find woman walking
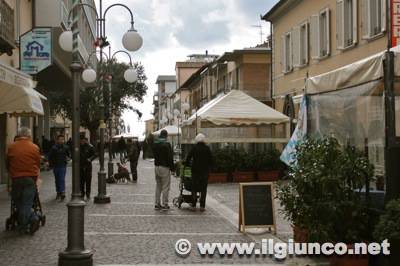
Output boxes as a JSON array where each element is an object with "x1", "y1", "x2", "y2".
[{"x1": 185, "y1": 133, "x2": 213, "y2": 211}]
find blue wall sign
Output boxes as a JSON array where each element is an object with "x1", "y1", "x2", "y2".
[{"x1": 20, "y1": 28, "x2": 52, "y2": 74}]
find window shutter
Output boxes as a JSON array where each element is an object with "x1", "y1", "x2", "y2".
[
  {"x1": 293, "y1": 26, "x2": 301, "y2": 67},
  {"x1": 362, "y1": 0, "x2": 371, "y2": 38},
  {"x1": 310, "y1": 14, "x2": 319, "y2": 59},
  {"x1": 337, "y1": 0, "x2": 344, "y2": 49},
  {"x1": 304, "y1": 23, "x2": 309, "y2": 65},
  {"x1": 326, "y1": 8, "x2": 331, "y2": 56},
  {"x1": 281, "y1": 35, "x2": 286, "y2": 73},
  {"x1": 288, "y1": 32, "x2": 293, "y2": 71},
  {"x1": 352, "y1": 0, "x2": 358, "y2": 44},
  {"x1": 381, "y1": 0, "x2": 386, "y2": 32}
]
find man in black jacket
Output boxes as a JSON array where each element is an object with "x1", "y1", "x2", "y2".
[
  {"x1": 48, "y1": 135, "x2": 70, "y2": 201},
  {"x1": 80, "y1": 136, "x2": 96, "y2": 200},
  {"x1": 152, "y1": 130, "x2": 174, "y2": 210},
  {"x1": 185, "y1": 133, "x2": 213, "y2": 211}
]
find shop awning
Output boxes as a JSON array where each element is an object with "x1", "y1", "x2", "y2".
[
  {"x1": 0, "y1": 62, "x2": 45, "y2": 115},
  {"x1": 183, "y1": 90, "x2": 289, "y2": 127},
  {"x1": 152, "y1": 125, "x2": 181, "y2": 136},
  {"x1": 306, "y1": 45, "x2": 400, "y2": 94}
]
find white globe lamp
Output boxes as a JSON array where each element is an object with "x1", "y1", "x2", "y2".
[
  {"x1": 59, "y1": 30, "x2": 73, "y2": 52},
  {"x1": 122, "y1": 29, "x2": 143, "y2": 52},
  {"x1": 82, "y1": 68, "x2": 97, "y2": 83},
  {"x1": 124, "y1": 68, "x2": 137, "y2": 83}
]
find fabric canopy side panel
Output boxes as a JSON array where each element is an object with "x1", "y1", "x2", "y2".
[
  {"x1": 308, "y1": 80, "x2": 385, "y2": 176},
  {"x1": 0, "y1": 81, "x2": 44, "y2": 115}
]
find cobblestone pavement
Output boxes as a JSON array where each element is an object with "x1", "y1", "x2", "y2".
[{"x1": 0, "y1": 156, "x2": 327, "y2": 266}]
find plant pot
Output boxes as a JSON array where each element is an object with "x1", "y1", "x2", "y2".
[
  {"x1": 233, "y1": 171, "x2": 256, "y2": 182},
  {"x1": 292, "y1": 225, "x2": 309, "y2": 243},
  {"x1": 256, "y1": 170, "x2": 280, "y2": 181},
  {"x1": 208, "y1": 172, "x2": 227, "y2": 183},
  {"x1": 330, "y1": 244, "x2": 368, "y2": 266}
]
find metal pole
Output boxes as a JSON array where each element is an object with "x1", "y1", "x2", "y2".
[
  {"x1": 94, "y1": 0, "x2": 110, "y2": 204},
  {"x1": 59, "y1": 0, "x2": 93, "y2": 264},
  {"x1": 107, "y1": 77, "x2": 114, "y2": 179}
]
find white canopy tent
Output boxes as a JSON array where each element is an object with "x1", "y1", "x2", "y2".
[
  {"x1": 304, "y1": 46, "x2": 400, "y2": 178},
  {"x1": 181, "y1": 90, "x2": 290, "y2": 144},
  {"x1": 152, "y1": 125, "x2": 181, "y2": 136},
  {"x1": 112, "y1": 133, "x2": 138, "y2": 139}
]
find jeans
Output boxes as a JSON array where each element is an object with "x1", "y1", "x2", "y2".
[
  {"x1": 80, "y1": 165, "x2": 92, "y2": 197},
  {"x1": 155, "y1": 166, "x2": 171, "y2": 206},
  {"x1": 53, "y1": 167, "x2": 66, "y2": 193},
  {"x1": 11, "y1": 177, "x2": 37, "y2": 231}
]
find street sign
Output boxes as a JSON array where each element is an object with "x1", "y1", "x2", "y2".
[
  {"x1": 239, "y1": 182, "x2": 276, "y2": 233},
  {"x1": 20, "y1": 28, "x2": 52, "y2": 74}
]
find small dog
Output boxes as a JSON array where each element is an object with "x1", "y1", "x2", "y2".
[{"x1": 113, "y1": 163, "x2": 131, "y2": 183}]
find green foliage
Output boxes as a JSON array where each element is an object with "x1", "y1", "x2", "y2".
[
  {"x1": 277, "y1": 136, "x2": 375, "y2": 243},
  {"x1": 50, "y1": 60, "x2": 147, "y2": 141},
  {"x1": 211, "y1": 147, "x2": 283, "y2": 172},
  {"x1": 374, "y1": 199, "x2": 400, "y2": 241}
]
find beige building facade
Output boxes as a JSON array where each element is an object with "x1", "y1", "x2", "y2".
[{"x1": 263, "y1": 0, "x2": 388, "y2": 119}]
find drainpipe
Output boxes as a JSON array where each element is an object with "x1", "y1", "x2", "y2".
[{"x1": 15, "y1": 0, "x2": 21, "y2": 46}]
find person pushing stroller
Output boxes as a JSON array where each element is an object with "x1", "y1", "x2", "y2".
[
  {"x1": 6, "y1": 127, "x2": 41, "y2": 234},
  {"x1": 185, "y1": 133, "x2": 213, "y2": 211}
]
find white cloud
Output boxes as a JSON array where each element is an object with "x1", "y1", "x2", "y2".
[{"x1": 99, "y1": 0, "x2": 277, "y2": 137}]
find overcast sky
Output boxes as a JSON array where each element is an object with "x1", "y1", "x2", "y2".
[{"x1": 102, "y1": 0, "x2": 278, "y2": 137}]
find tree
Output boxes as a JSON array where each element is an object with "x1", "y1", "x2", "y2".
[{"x1": 50, "y1": 60, "x2": 147, "y2": 143}]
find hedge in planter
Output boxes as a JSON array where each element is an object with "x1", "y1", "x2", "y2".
[
  {"x1": 373, "y1": 198, "x2": 400, "y2": 265},
  {"x1": 277, "y1": 136, "x2": 374, "y2": 244}
]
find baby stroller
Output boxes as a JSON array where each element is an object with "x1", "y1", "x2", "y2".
[
  {"x1": 5, "y1": 186, "x2": 46, "y2": 233},
  {"x1": 173, "y1": 164, "x2": 198, "y2": 208}
]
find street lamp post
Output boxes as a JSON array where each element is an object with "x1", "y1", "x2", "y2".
[
  {"x1": 58, "y1": 1, "x2": 93, "y2": 265},
  {"x1": 59, "y1": 0, "x2": 142, "y2": 205},
  {"x1": 81, "y1": 49, "x2": 137, "y2": 180},
  {"x1": 58, "y1": 1, "x2": 142, "y2": 264}
]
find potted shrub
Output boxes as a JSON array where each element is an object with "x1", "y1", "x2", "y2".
[
  {"x1": 373, "y1": 199, "x2": 400, "y2": 265},
  {"x1": 233, "y1": 150, "x2": 256, "y2": 182},
  {"x1": 277, "y1": 136, "x2": 374, "y2": 265},
  {"x1": 208, "y1": 148, "x2": 233, "y2": 183},
  {"x1": 256, "y1": 149, "x2": 283, "y2": 181}
]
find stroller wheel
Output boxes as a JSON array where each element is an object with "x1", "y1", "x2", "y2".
[{"x1": 40, "y1": 215, "x2": 46, "y2": 226}]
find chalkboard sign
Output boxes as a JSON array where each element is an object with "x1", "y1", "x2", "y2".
[{"x1": 239, "y1": 182, "x2": 276, "y2": 233}]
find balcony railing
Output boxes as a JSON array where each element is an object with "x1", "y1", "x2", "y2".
[{"x1": 0, "y1": 0, "x2": 15, "y2": 54}]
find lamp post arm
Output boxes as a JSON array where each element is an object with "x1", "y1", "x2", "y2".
[
  {"x1": 111, "y1": 50, "x2": 133, "y2": 66},
  {"x1": 103, "y1": 3, "x2": 135, "y2": 36},
  {"x1": 86, "y1": 50, "x2": 109, "y2": 66}
]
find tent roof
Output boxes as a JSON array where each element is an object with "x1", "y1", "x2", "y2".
[
  {"x1": 306, "y1": 45, "x2": 400, "y2": 94},
  {"x1": 152, "y1": 125, "x2": 181, "y2": 136},
  {"x1": 183, "y1": 90, "x2": 289, "y2": 127}
]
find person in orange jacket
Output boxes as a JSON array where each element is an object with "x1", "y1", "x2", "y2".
[{"x1": 7, "y1": 127, "x2": 41, "y2": 234}]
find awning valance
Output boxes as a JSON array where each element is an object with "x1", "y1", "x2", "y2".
[
  {"x1": 152, "y1": 125, "x2": 181, "y2": 136},
  {"x1": 306, "y1": 45, "x2": 400, "y2": 94},
  {"x1": 0, "y1": 62, "x2": 44, "y2": 115}
]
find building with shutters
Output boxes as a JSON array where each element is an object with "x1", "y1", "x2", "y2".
[{"x1": 262, "y1": 0, "x2": 388, "y2": 129}]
